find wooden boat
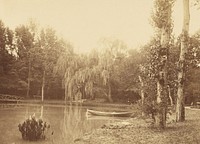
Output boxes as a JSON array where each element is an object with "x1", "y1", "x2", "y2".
[
  {"x1": 86, "y1": 115, "x2": 128, "y2": 120},
  {"x1": 86, "y1": 109, "x2": 132, "y2": 117}
]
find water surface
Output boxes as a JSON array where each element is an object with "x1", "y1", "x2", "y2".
[{"x1": 0, "y1": 104, "x2": 126, "y2": 144}]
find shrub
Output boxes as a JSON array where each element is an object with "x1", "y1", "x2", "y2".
[{"x1": 18, "y1": 114, "x2": 50, "y2": 141}]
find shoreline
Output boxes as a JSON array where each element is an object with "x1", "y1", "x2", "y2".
[
  {"x1": 1, "y1": 101, "x2": 200, "y2": 143},
  {"x1": 74, "y1": 108, "x2": 200, "y2": 144},
  {"x1": 4, "y1": 99, "x2": 132, "y2": 108}
]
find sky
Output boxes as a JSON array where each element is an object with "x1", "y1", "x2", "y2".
[{"x1": 0, "y1": 0, "x2": 200, "y2": 53}]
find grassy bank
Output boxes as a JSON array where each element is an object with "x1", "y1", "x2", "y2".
[{"x1": 75, "y1": 108, "x2": 200, "y2": 144}]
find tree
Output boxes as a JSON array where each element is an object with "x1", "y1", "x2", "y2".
[
  {"x1": 0, "y1": 20, "x2": 18, "y2": 93},
  {"x1": 188, "y1": 31, "x2": 200, "y2": 64},
  {"x1": 138, "y1": 38, "x2": 162, "y2": 117},
  {"x1": 114, "y1": 48, "x2": 142, "y2": 103},
  {"x1": 98, "y1": 38, "x2": 128, "y2": 102},
  {"x1": 71, "y1": 51, "x2": 100, "y2": 101},
  {"x1": 167, "y1": 39, "x2": 180, "y2": 106},
  {"x1": 54, "y1": 43, "x2": 77, "y2": 101},
  {"x1": 185, "y1": 67, "x2": 200, "y2": 104},
  {"x1": 15, "y1": 24, "x2": 66, "y2": 100},
  {"x1": 55, "y1": 49, "x2": 100, "y2": 102},
  {"x1": 15, "y1": 24, "x2": 35, "y2": 98},
  {"x1": 176, "y1": 0, "x2": 190, "y2": 122},
  {"x1": 0, "y1": 20, "x2": 15, "y2": 75},
  {"x1": 152, "y1": 0, "x2": 174, "y2": 128},
  {"x1": 38, "y1": 28, "x2": 66, "y2": 101},
  {"x1": 182, "y1": 30, "x2": 200, "y2": 105}
]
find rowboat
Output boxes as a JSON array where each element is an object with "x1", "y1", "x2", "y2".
[
  {"x1": 86, "y1": 109, "x2": 132, "y2": 117},
  {"x1": 86, "y1": 115, "x2": 128, "y2": 120}
]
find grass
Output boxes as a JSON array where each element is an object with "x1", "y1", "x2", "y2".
[{"x1": 75, "y1": 108, "x2": 200, "y2": 144}]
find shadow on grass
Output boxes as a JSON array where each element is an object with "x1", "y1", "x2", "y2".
[{"x1": 148, "y1": 119, "x2": 197, "y2": 132}]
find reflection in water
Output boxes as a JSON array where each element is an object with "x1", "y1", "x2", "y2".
[
  {"x1": 61, "y1": 105, "x2": 89, "y2": 143},
  {"x1": 23, "y1": 104, "x2": 44, "y2": 120},
  {"x1": 40, "y1": 105, "x2": 43, "y2": 119},
  {"x1": 25, "y1": 106, "x2": 28, "y2": 119},
  {"x1": 0, "y1": 104, "x2": 121, "y2": 144}
]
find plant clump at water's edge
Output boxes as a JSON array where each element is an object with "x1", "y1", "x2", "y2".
[{"x1": 18, "y1": 114, "x2": 50, "y2": 141}]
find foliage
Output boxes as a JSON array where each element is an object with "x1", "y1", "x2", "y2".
[
  {"x1": 18, "y1": 114, "x2": 50, "y2": 141},
  {"x1": 147, "y1": 0, "x2": 175, "y2": 128},
  {"x1": 15, "y1": 24, "x2": 36, "y2": 97},
  {"x1": 138, "y1": 38, "x2": 159, "y2": 99},
  {"x1": 193, "y1": 0, "x2": 200, "y2": 9},
  {"x1": 184, "y1": 31, "x2": 200, "y2": 104},
  {"x1": 36, "y1": 28, "x2": 66, "y2": 98},
  {"x1": 0, "y1": 20, "x2": 27, "y2": 93},
  {"x1": 55, "y1": 49, "x2": 100, "y2": 101},
  {"x1": 0, "y1": 20, "x2": 15, "y2": 75},
  {"x1": 98, "y1": 38, "x2": 128, "y2": 102},
  {"x1": 151, "y1": 0, "x2": 174, "y2": 30},
  {"x1": 0, "y1": 7, "x2": 199, "y2": 106}
]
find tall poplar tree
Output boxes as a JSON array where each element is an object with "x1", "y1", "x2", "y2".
[
  {"x1": 176, "y1": 0, "x2": 190, "y2": 122},
  {"x1": 152, "y1": 0, "x2": 174, "y2": 128}
]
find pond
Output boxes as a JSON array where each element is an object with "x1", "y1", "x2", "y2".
[{"x1": 0, "y1": 104, "x2": 127, "y2": 144}]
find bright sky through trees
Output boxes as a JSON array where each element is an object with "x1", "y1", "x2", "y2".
[{"x1": 0, "y1": 0, "x2": 199, "y2": 53}]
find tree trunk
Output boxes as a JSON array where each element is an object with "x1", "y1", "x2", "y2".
[
  {"x1": 81, "y1": 84, "x2": 86, "y2": 99},
  {"x1": 26, "y1": 58, "x2": 31, "y2": 98},
  {"x1": 64, "y1": 83, "x2": 67, "y2": 103},
  {"x1": 176, "y1": 0, "x2": 190, "y2": 122},
  {"x1": 156, "y1": 80, "x2": 167, "y2": 129},
  {"x1": 138, "y1": 75, "x2": 145, "y2": 116},
  {"x1": 138, "y1": 75, "x2": 145, "y2": 105},
  {"x1": 46, "y1": 85, "x2": 50, "y2": 99},
  {"x1": 41, "y1": 70, "x2": 45, "y2": 102},
  {"x1": 155, "y1": 12, "x2": 171, "y2": 129},
  {"x1": 68, "y1": 79, "x2": 73, "y2": 102},
  {"x1": 168, "y1": 85, "x2": 173, "y2": 106},
  {"x1": 108, "y1": 81, "x2": 113, "y2": 102}
]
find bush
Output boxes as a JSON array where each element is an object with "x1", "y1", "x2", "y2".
[{"x1": 18, "y1": 114, "x2": 50, "y2": 141}]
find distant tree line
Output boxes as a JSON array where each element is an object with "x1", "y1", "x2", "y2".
[
  {"x1": 1, "y1": 0, "x2": 200, "y2": 129},
  {"x1": 0, "y1": 17, "x2": 200, "y2": 106},
  {"x1": 0, "y1": 20, "x2": 66, "y2": 99}
]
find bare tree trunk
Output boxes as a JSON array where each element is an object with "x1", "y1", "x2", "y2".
[
  {"x1": 138, "y1": 75, "x2": 145, "y2": 105},
  {"x1": 108, "y1": 82, "x2": 113, "y2": 102},
  {"x1": 168, "y1": 85, "x2": 173, "y2": 106},
  {"x1": 68, "y1": 79, "x2": 73, "y2": 103},
  {"x1": 41, "y1": 70, "x2": 45, "y2": 102},
  {"x1": 64, "y1": 83, "x2": 67, "y2": 103},
  {"x1": 138, "y1": 75, "x2": 145, "y2": 116},
  {"x1": 176, "y1": 0, "x2": 190, "y2": 122},
  {"x1": 26, "y1": 58, "x2": 31, "y2": 98}
]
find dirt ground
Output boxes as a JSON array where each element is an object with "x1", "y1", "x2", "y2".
[{"x1": 74, "y1": 107, "x2": 200, "y2": 144}]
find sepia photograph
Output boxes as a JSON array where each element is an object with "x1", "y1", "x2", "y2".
[{"x1": 0, "y1": 0, "x2": 200, "y2": 143}]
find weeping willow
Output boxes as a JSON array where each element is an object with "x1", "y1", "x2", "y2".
[
  {"x1": 55, "y1": 50, "x2": 98, "y2": 102},
  {"x1": 97, "y1": 39, "x2": 128, "y2": 102},
  {"x1": 66, "y1": 66, "x2": 97, "y2": 101}
]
